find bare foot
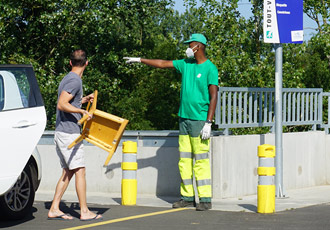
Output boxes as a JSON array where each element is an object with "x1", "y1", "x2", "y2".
[
  {"x1": 80, "y1": 211, "x2": 103, "y2": 221},
  {"x1": 48, "y1": 210, "x2": 73, "y2": 220}
]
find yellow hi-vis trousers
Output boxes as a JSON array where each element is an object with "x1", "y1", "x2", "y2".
[{"x1": 178, "y1": 134, "x2": 212, "y2": 201}]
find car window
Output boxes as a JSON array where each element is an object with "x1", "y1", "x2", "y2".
[
  {"x1": 0, "y1": 65, "x2": 44, "y2": 111},
  {"x1": 15, "y1": 70, "x2": 30, "y2": 107}
]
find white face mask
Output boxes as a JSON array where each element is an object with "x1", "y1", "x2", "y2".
[{"x1": 185, "y1": 45, "x2": 198, "y2": 58}]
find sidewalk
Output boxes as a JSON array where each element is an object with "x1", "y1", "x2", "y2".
[{"x1": 36, "y1": 185, "x2": 330, "y2": 213}]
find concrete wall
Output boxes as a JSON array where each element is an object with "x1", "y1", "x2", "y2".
[
  {"x1": 37, "y1": 131, "x2": 330, "y2": 199},
  {"x1": 211, "y1": 131, "x2": 330, "y2": 199},
  {"x1": 37, "y1": 131, "x2": 182, "y2": 198}
]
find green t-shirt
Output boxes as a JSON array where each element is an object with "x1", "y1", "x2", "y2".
[{"x1": 173, "y1": 59, "x2": 218, "y2": 121}]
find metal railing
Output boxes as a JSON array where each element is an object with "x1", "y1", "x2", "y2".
[
  {"x1": 321, "y1": 92, "x2": 330, "y2": 134},
  {"x1": 215, "y1": 87, "x2": 326, "y2": 135}
]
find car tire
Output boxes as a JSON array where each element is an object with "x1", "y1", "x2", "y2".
[{"x1": 0, "y1": 164, "x2": 35, "y2": 220}]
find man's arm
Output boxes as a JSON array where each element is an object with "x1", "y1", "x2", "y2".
[
  {"x1": 57, "y1": 91, "x2": 91, "y2": 118},
  {"x1": 141, "y1": 59, "x2": 174, "y2": 68},
  {"x1": 200, "y1": 84, "x2": 218, "y2": 140},
  {"x1": 207, "y1": 84, "x2": 218, "y2": 121},
  {"x1": 124, "y1": 57, "x2": 174, "y2": 69}
]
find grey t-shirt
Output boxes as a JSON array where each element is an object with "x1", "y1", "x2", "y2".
[{"x1": 55, "y1": 72, "x2": 83, "y2": 134}]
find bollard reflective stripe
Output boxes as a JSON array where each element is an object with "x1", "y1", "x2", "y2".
[
  {"x1": 121, "y1": 141, "x2": 138, "y2": 206},
  {"x1": 122, "y1": 170, "x2": 136, "y2": 179},
  {"x1": 123, "y1": 154, "x2": 137, "y2": 162},
  {"x1": 257, "y1": 144, "x2": 276, "y2": 214},
  {"x1": 259, "y1": 157, "x2": 275, "y2": 167},
  {"x1": 259, "y1": 176, "x2": 274, "y2": 185}
]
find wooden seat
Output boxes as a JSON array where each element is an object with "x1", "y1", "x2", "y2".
[{"x1": 68, "y1": 90, "x2": 129, "y2": 166}]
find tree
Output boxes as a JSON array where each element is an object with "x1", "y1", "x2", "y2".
[
  {"x1": 0, "y1": 0, "x2": 182, "y2": 130},
  {"x1": 0, "y1": 0, "x2": 329, "y2": 131}
]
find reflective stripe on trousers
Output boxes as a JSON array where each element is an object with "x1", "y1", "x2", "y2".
[{"x1": 179, "y1": 134, "x2": 212, "y2": 198}]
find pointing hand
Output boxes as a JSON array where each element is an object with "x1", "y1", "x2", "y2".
[{"x1": 123, "y1": 57, "x2": 141, "y2": 64}]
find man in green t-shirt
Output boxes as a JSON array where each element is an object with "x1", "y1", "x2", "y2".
[{"x1": 124, "y1": 34, "x2": 218, "y2": 211}]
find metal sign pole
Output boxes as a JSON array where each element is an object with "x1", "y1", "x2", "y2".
[
  {"x1": 274, "y1": 43, "x2": 284, "y2": 197},
  {"x1": 264, "y1": 0, "x2": 303, "y2": 199}
]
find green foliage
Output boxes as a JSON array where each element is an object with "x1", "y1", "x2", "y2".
[
  {"x1": 0, "y1": 0, "x2": 329, "y2": 133},
  {"x1": 0, "y1": 0, "x2": 180, "y2": 130},
  {"x1": 231, "y1": 127, "x2": 272, "y2": 135}
]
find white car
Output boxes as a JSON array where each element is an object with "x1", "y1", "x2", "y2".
[{"x1": 0, "y1": 65, "x2": 46, "y2": 220}]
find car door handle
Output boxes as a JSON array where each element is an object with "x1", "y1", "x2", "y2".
[{"x1": 12, "y1": 120, "x2": 37, "y2": 128}]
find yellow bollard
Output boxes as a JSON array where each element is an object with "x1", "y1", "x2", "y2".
[
  {"x1": 257, "y1": 144, "x2": 276, "y2": 213},
  {"x1": 121, "y1": 141, "x2": 138, "y2": 205}
]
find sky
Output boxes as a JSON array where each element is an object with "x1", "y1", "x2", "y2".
[{"x1": 173, "y1": 0, "x2": 318, "y2": 41}]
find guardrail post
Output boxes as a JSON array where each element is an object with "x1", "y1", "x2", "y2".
[
  {"x1": 121, "y1": 141, "x2": 138, "y2": 205},
  {"x1": 257, "y1": 144, "x2": 276, "y2": 213}
]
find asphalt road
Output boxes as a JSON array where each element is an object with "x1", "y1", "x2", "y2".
[{"x1": 1, "y1": 201, "x2": 330, "y2": 230}]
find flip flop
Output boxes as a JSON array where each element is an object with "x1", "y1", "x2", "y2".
[
  {"x1": 80, "y1": 214, "x2": 103, "y2": 221},
  {"x1": 47, "y1": 214, "x2": 74, "y2": 221}
]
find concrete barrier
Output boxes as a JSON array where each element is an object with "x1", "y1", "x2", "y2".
[{"x1": 37, "y1": 130, "x2": 330, "y2": 200}]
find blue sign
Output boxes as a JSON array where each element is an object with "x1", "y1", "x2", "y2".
[{"x1": 264, "y1": 0, "x2": 303, "y2": 44}]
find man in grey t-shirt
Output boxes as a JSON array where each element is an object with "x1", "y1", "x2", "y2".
[
  {"x1": 55, "y1": 71, "x2": 84, "y2": 134},
  {"x1": 48, "y1": 50, "x2": 103, "y2": 221}
]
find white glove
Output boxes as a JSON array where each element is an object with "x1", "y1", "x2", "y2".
[
  {"x1": 123, "y1": 57, "x2": 141, "y2": 64},
  {"x1": 200, "y1": 122, "x2": 212, "y2": 140}
]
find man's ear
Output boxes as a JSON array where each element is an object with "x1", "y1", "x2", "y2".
[
  {"x1": 85, "y1": 60, "x2": 89, "y2": 66},
  {"x1": 69, "y1": 60, "x2": 73, "y2": 66}
]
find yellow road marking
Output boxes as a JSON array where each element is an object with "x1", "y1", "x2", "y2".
[{"x1": 61, "y1": 208, "x2": 188, "y2": 230}]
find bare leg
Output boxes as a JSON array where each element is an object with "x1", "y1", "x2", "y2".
[
  {"x1": 74, "y1": 167, "x2": 102, "y2": 220},
  {"x1": 48, "y1": 168, "x2": 74, "y2": 219}
]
